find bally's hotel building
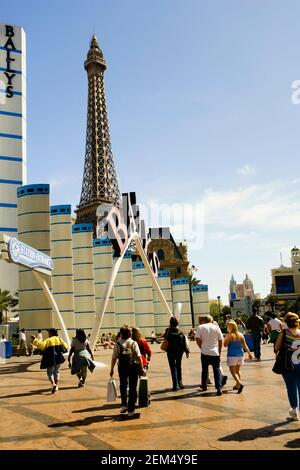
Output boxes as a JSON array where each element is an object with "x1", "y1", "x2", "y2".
[{"x1": 0, "y1": 23, "x2": 26, "y2": 293}]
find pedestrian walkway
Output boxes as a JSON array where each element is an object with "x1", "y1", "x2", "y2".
[{"x1": 0, "y1": 342, "x2": 299, "y2": 450}]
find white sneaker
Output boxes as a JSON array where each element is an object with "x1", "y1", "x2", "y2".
[
  {"x1": 289, "y1": 408, "x2": 299, "y2": 421},
  {"x1": 127, "y1": 411, "x2": 135, "y2": 417},
  {"x1": 120, "y1": 406, "x2": 127, "y2": 414}
]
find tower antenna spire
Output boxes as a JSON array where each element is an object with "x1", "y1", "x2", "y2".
[{"x1": 76, "y1": 37, "x2": 121, "y2": 233}]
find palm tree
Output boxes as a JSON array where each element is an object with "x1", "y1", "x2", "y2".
[
  {"x1": 187, "y1": 275, "x2": 200, "y2": 287},
  {"x1": 187, "y1": 275, "x2": 200, "y2": 328},
  {"x1": 265, "y1": 294, "x2": 276, "y2": 313},
  {"x1": 252, "y1": 299, "x2": 261, "y2": 314},
  {"x1": 0, "y1": 289, "x2": 18, "y2": 324}
]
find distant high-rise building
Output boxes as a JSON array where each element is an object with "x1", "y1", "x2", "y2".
[
  {"x1": 76, "y1": 36, "x2": 120, "y2": 234},
  {"x1": 229, "y1": 273, "x2": 255, "y2": 318},
  {"x1": 229, "y1": 274, "x2": 237, "y2": 295},
  {"x1": 271, "y1": 246, "x2": 300, "y2": 301},
  {"x1": 236, "y1": 283, "x2": 245, "y2": 299},
  {"x1": 243, "y1": 273, "x2": 254, "y2": 298}
]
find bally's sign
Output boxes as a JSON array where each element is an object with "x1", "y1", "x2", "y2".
[
  {"x1": 9, "y1": 238, "x2": 54, "y2": 271},
  {"x1": 96, "y1": 192, "x2": 160, "y2": 277},
  {"x1": 1, "y1": 24, "x2": 18, "y2": 98}
]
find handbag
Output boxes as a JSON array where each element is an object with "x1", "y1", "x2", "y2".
[
  {"x1": 106, "y1": 378, "x2": 117, "y2": 402},
  {"x1": 272, "y1": 330, "x2": 294, "y2": 374},
  {"x1": 160, "y1": 338, "x2": 169, "y2": 352}
]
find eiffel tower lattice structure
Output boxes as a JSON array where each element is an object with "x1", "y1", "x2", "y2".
[{"x1": 76, "y1": 36, "x2": 121, "y2": 232}]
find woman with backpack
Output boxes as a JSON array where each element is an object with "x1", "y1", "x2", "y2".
[
  {"x1": 110, "y1": 326, "x2": 144, "y2": 417},
  {"x1": 164, "y1": 316, "x2": 190, "y2": 391},
  {"x1": 132, "y1": 327, "x2": 152, "y2": 370}
]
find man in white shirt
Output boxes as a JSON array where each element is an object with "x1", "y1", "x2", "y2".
[
  {"x1": 31, "y1": 329, "x2": 43, "y2": 355},
  {"x1": 195, "y1": 315, "x2": 226, "y2": 396},
  {"x1": 267, "y1": 313, "x2": 282, "y2": 344},
  {"x1": 19, "y1": 329, "x2": 28, "y2": 356},
  {"x1": 37, "y1": 330, "x2": 43, "y2": 342}
]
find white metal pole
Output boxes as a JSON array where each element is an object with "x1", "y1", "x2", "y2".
[
  {"x1": 90, "y1": 232, "x2": 174, "y2": 351},
  {"x1": 33, "y1": 271, "x2": 70, "y2": 348},
  {"x1": 134, "y1": 236, "x2": 173, "y2": 318},
  {"x1": 89, "y1": 232, "x2": 136, "y2": 351}
]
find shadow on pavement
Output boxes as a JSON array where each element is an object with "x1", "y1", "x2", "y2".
[
  {"x1": 150, "y1": 384, "x2": 200, "y2": 395},
  {"x1": 285, "y1": 438, "x2": 300, "y2": 449},
  {"x1": 49, "y1": 412, "x2": 141, "y2": 428},
  {"x1": 73, "y1": 403, "x2": 121, "y2": 413},
  {"x1": 0, "y1": 360, "x2": 40, "y2": 375},
  {"x1": 219, "y1": 420, "x2": 299, "y2": 442},
  {"x1": 0, "y1": 386, "x2": 76, "y2": 399}
]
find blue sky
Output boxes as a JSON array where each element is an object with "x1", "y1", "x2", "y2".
[{"x1": 4, "y1": 0, "x2": 300, "y2": 302}]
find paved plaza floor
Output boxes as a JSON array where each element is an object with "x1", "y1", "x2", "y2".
[{"x1": 0, "y1": 341, "x2": 300, "y2": 450}]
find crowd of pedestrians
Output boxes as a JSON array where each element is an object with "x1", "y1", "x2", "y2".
[{"x1": 8, "y1": 309, "x2": 300, "y2": 422}]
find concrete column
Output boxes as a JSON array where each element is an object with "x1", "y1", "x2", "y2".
[
  {"x1": 72, "y1": 223, "x2": 96, "y2": 333},
  {"x1": 153, "y1": 269, "x2": 173, "y2": 334},
  {"x1": 192, "y1": 284, "x2": 209, "y2": 317},
  {"x1": 171, "y1": 277, "x2": 192, "y2": 332},
  {"x1": 114, "y1": 250, "x2": 135, "y2": 329},
  {"x1": 93, "y1": 238, "x2": 116, "y2": 336},
  {"x1": 50, "y1": 205, "x2": 75, "y2": 336},
  {"x1": 132, "y1": 261, "x2": 155, "y2": 337},
  {"x1": 18, "y1": 184, "x2": 52, "y2": 331}
]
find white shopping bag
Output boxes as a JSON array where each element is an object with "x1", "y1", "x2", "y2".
[{"x1": 107, "y1": 379, "x2": 117, "y2": 402}]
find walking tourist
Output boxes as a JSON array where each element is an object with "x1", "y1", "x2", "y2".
[
  {"x1": 274, "y1": 312, "x2": 300, "y2": 421},
  {"x1": 132, "y1": 327, "x2": 152, "y2": 370},
  {"x1": 236, "y1": 318, "x2": 246, "y2": 334},
  {"x1": 195, "y1": 315, "x2": 227, "y2": 396},
  {"x1": 68, "y1": 329, "x2": 95, "y2": 387},
  {"x1": 225, "y1": 314, "x2": 233, "y2": 328},
  {"x1": 163, "y1": 316, "x2": 190, "y2": 391},
  {"x1": 110, "y1": 325, "x2": 144, "y2": 417},
  {"x1": 31, "y1": 329, "x2": 44, "y2": 355},
  {"x1": 224, "y1": 320, "x2": 253, "y2": 393},
  {"x1": 246, "y1": 310, "x2": 264, "y2": 361},
  {"x1": 31, "y1": 328, "x2": 68, "y2": 394},
  {"x1": 18, "y1": 328, "x2": 28, "y2": 356},
  {"x1": 150, "y1": 331, "x2": 160, "y2": 344},
  {"x1": 267, "y1": 313, "x2": 282, "y2": 345}
]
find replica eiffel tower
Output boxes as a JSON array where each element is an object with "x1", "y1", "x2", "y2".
[{"x1": 76, "y1": 36, "x2": 121, "y2": 231}]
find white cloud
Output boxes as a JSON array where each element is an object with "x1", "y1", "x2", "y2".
[
  {"x1": 237, "y1": 164, "x2": 256, "y2": 176},
  {"x1": 202, "y1": 179, "x2": 300, "y2": 231}
]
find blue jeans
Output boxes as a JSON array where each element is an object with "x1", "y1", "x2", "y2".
[
  {"x1": 201, "y1": 354, "x2": 222, "y2": 390},
  {"x1": 282, "y1": 363, "x2": 300, "y2": 409},
  {"x1": 47, "y1": 364, "x2": 61, "y2": 382},
  {"x1": 252, "y1": 331, "x2": 262, "y2": 359},
  {"x1": 167, "y1": 351, "x2": 183, "y2": 388}
]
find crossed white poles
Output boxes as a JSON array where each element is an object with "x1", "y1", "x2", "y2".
[{"x1": 89, "y1": 232, "x2": 173, "y2": 351}]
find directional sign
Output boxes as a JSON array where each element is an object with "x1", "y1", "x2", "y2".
[{"x1": 8, "y1": 237, "x2": 53, "y2": 271}]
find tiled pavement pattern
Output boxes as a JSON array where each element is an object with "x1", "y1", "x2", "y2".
[{"x1": 1, "y1": 342, "x2": 300, "y2": 450}]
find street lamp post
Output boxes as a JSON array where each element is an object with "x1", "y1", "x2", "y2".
[{"x1": 217, "y1": 296, "x2": 221, "y2": 316}]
